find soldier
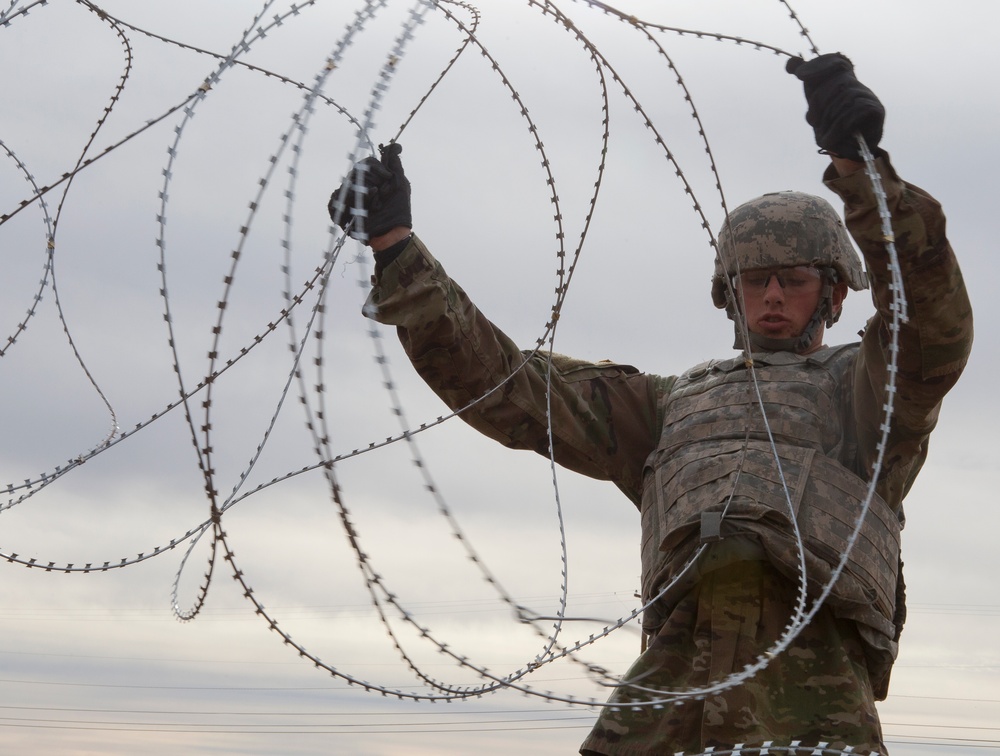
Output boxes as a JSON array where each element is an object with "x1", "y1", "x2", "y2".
[{"x1": 330, "y1": 54, "x2": 972, "y2": 754}]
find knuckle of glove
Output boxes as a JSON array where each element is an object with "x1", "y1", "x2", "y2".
[
  {"x1": 793, "y1": 52, "x2": 855, "y2": 82},
  {"x1": 379, "y1": 141, "x2": 403, "y2": 158},
  {"x1": 328, "y1": 182, "x2": 358, "y2": 229}
]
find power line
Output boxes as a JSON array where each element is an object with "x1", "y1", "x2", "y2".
[
  {"x1": 0, "y1": 704, "x2": 998, "y2": 746},
  {"x1": 3, "y1": 704, "x2": 574, "y2": 716},
  {"x1": 892, "y1": 693, "x2": 1000, "y2": 704},
  {"x1": 0, "y1": 718, "x2": 998, "y2": 749},
  {"x1": 0, "y1": 713, "x2": 594, "y2": 729},
  {"x1": 3, "y1": 598, "x2": 999, "y2": 621},
  {"x1": 0, "y1": 720, "x2": 591, "y2": 735}
]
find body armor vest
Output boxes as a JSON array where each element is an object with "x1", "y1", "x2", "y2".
[{"x1": 639, "y1": 345, "x2": 902, "y2": 693}]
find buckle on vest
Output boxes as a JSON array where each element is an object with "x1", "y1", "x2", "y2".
[{"x1": 700, "y1": 511, "x2": 724, "y2": 543}]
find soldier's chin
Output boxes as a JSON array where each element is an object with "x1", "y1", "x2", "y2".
[{"x1": 753, "y1": 322, "x2": 794, "y2": 338}]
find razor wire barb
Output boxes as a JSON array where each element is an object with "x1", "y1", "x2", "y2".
[{"x1": 0, "y1": 0, "x2": 906, "y2": 748}]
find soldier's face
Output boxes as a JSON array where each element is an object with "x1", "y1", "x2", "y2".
[{"x1": 737, "y1": 267, "x2": 847, "y2": 351}]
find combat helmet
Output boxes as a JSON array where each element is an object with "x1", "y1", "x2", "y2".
[{"x1": 711, "y1": 191, "x2": 868, "y2": 352}]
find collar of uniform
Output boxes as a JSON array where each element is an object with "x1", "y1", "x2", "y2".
[{"x1": 680, "y1": 344, "x2": 854, "y2": 381}]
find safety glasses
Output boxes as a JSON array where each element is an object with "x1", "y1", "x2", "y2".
[{"x1": 734, "y1": 266, "x2": 822, "y2": 295}]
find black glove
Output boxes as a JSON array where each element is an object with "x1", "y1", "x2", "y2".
[
  {"x1": 328, "y1": 142, "x2": 411, "y2": 240},
  {"x1": 787, "y1": 53, "x2": 884, "y2": 161}
]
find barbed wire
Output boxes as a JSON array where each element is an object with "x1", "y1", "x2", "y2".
[{"x1": 0, "y1": 1, "x2": 909, "y2": 752}]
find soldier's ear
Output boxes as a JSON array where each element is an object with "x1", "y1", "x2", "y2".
[{"x1": 831, "y1": 281, "x2": 849, "y2": 316}]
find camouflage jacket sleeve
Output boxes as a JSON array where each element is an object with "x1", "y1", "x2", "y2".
[
  {"x1": 824, "y1": 155, "x2": 973, "y2": 512},
  {"x1": 363, "y1": 235, "x2": 673, "y2": 506}
]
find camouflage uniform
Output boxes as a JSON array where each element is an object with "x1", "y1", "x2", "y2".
[{"x1": 363, "y1": 155, "x2": 972, "y2": 754}]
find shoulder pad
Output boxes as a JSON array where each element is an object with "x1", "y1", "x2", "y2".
[{"x1": 804, "y1": 342, "x2": 860, "y2": 366}]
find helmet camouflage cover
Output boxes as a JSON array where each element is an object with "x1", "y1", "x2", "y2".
[{"x1": 711, "y1": 191, "x2": 868, "y2": 314}]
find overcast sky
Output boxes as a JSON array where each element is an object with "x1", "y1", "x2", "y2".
[{"x1": 1, "y1": 1, "x2": 997, "y2": 754}]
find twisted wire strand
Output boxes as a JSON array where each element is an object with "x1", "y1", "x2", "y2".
[
  {"x1": 0, "y1": 1, "x2": 134, "y2": 462},
  {"x1": 392, "y1": 3, "x2": 901, "y2": 715},
  {"x1": 0, "y1": 0, "x2": 45, "y2": 26},
  {"x1": 210, "y1": 4, "x2": 503, "y2": 699},
  {"x1": 144, "y1": 0, "x2": 289, "y2": 621},
  {"x1": 656, "y1": 135, "x2": 910, "y2": 708},
  {"x1": 263, "y1": 0, "x2": 630, "y2": 702},
  {"x1": 518, "y1": 4, "x2": 906, "y2": 713},
  {"x1": 166, "y1": 0, "x2": 408, "y2": 620},
  {"x1": 518, "y1": 0, "x2": 814, "y2": 703},
  {"x1": 183, "y1": 0, "x2": 405, "y2": 632},
  {"x1": 1, "y1": 2, "x2": 342, "y2": 497},
  {"x1": 37, "y1": 2, "x2": 135, "y2": 471},
  {"x1": 170, "y1": 0, "x2": 632, "y2": 704},
  {"x1": 389, "y1": 0, "x2": 480, "y2": 143},
  {"x1": 672, "y1": 746, "x2": 880, "y2": 756},
  {"x1": 776, "y1": 0, "x2": 820, "y2": 57},
  {"x1": 552, "y1": 15, "x2": 814, "y2": 701},
  {"x1": 0, "y1": 0, "x2": 780, "y2": 680},
  {"x1": 0, "y1": 142, "x2": 54, "y2": 358},
  {"x1": 576, "y1": 0, "x2": 805, "y2": 57},
  {"x1": 211, "y1": 0, "x2": 844, "y2": 708},
  {"x1": 305, "y1": 0, "x2": 622, "y2": 698},
  {"x1": 280, "y1": 0, "x2": 698, "y2": 701},
  {"x1": 0, "y1": 1, "x2": 908, "y2": 742}
]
